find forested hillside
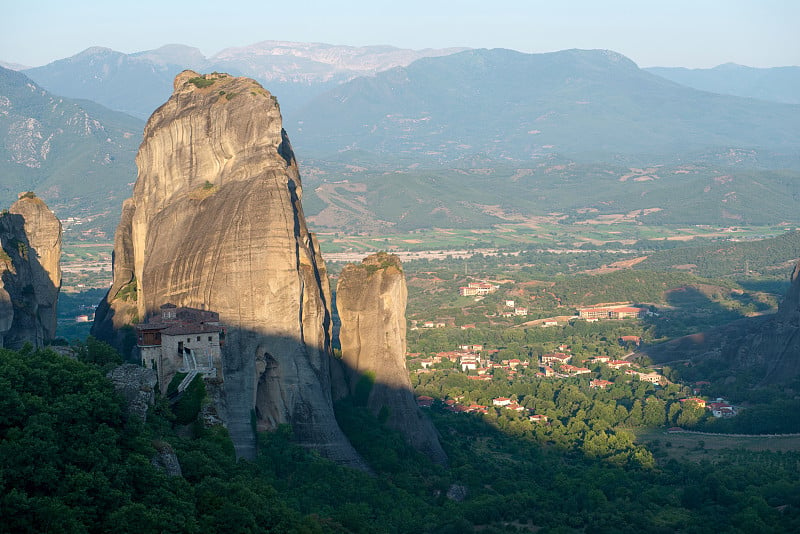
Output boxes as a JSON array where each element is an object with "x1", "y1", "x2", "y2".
[
  {"x1": 0, "y1": 67, "x2": 142, "y2": 239},
  {"x1": 3, "y1": 342, "x2": 799, "y2": 532},
  {"x1": 635, "y1": 230, "x2": 800, "y2": 278},
  {"x1": 301, "y1": 160, "x2": 800, "y2": 235}
]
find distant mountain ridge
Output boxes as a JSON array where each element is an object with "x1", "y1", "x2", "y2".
[
  {"x1": 5, "y1": 45, "x2": 800, "y2": 239},
  {"x1": 211, "y1": 40, "x2": 469, "y2": 82},
  {"x1": 0, "y1": 60, "x2": 30, "y2": 71},
  {"x1": 292, "y1": 48, "x2": 800, "y2": 161},
  {"x1": 22, "y1": 42, "x2": 467, "y2": 120},
  {"x1": 645, "y1": 64, "x2": 800, "y2": 105},
  {"x1": 23, "y1": 46, "x2": 200, "y2": 119}
]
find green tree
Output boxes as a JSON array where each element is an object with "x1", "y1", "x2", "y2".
[{"x1": 644, "y1": 398, "x2": 666, "y2": 427}]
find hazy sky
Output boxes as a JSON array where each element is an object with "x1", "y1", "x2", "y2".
[{"x1": 3, "y1": 0, "x2": 798, "y2": 68}]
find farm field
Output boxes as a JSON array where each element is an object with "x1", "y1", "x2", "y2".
[
  {"x1": 58, "y1": 223, "x2": 794, "y2": 288},
  {"x1": 314, "y1": 223, "x2": 790, "y2": 254},
  {"x1": 61, "y1": 242, "x2": 113, "y2": 291},
  {"x1": 637, "y1": 429, "x2": 800, "y2": 463}
]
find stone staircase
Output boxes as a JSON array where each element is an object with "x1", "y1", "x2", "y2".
[
  {"x1": 176, "y1": 349, "x2": 217, "y2": 394},
  {"x1": 176, "y1": 369, "x2": 199, "y2": 393}
]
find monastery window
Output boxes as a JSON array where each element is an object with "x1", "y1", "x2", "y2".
[
  {"x1": 197, "y1": 336, "x2": 201, "y2": 341},
  {"x1": 208, "y1": 336, "x2": 212, "y2": 342}
]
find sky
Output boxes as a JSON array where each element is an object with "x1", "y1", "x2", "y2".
[{"x1": 2, "y1": 0, "x2": 798, "y2": 69}]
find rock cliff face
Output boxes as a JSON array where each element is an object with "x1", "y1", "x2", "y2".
[
  {"x1": 336, "y1": 253, "x2": 447, "y2": 465},
  {"x1": 734, "y1": 261, "x2": 800, "y2": 383},
  {"x1": 106, "y1": 363, "x2": 158, "y2": 421},
  {"x1": 0, "y1": 193, "x2": 62, "y2": 348},
  {"x1": 638, "y1": 260, "x2": 800, "y2": 385},
  {"x1": 93, "y1": 71, "x2": 366, "y2": 468},
  {"x1": 151, "y1": 442, "x2": 183, "y2": 477}
]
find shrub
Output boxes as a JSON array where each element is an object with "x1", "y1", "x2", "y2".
[
  {"x1": 188, "y1": 76, "x2": 215, "y2": 89},
  {"x1": 173, "y1": 375, "x2": 206, "y2": 424},
  {"x1": 117, "y1": 277, "x2": 137, "y2": 302},
  {"x1": 189, "y1": 180, "x2": 218, "y2": 200}
]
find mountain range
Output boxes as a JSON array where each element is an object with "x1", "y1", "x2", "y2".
[
  {"x1": 2, "y1": 43, "x2": 799, "y2": 237},
  {"x1": 15, "y1": 42, "x2": 800, "y2": 125},
  {"x1": 13, "y1": 44, "x2": 800, "y2": 161},
  {"x1": 0, "y1": 66, "x2": 142, "y2": 237},
  {"x1": 20, "y1": 42, "x2": 466, "y2": 120},
  {"x1": 644, "y1": 63, "x2": 800, "y2": 105},
  {"x1": 291, "y1": 48, "x2": 800, "y2": 161}
]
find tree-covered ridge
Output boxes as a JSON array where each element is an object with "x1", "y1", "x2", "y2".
[
  {"x1": 303, "y1": 160, "x2": 800, "y2": 235},
  {"x1": 403, "y1": 263, "x2": 778, "y2": 348},
  {"x1": 635, "y1": 230, "x2": 800, "y2": 278}
]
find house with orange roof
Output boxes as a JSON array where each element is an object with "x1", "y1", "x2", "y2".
[
  {"x1": 680, "y1": 397, "x2": 707, "y2": 408},
  {"x1": 561, "y1": 364, "x2": 591, "y2": 375}
]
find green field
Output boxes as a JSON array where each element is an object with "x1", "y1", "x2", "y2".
[
  {"x1": 637, "y1": 429, "x2": 800, "y2": 463},
  {"x1": 313, "y1": 223, "x2": 792, "y2": 254}
]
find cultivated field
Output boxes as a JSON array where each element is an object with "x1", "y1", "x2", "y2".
[{"x1": 637, "y1": 429, "x2": 800, "y2": 463}]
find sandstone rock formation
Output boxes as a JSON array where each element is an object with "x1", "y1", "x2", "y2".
[
  {"x1": 734, "y1": 260, "x2": 800, "y2": 383},
  {"x1": 0, "y1": 193, "x2": 62, "y2": 348},
  {"x1": 336, "y1": 252, "x2": 447, "y2": 465},
  {"x1": 106, "y1": 363, "x2": 158, "y2": 421},
  {"x1": 93, "y1": 71, "x2": 366, "y2": 468},
  {"x1": 151, "y1": 442, "x2": 183, "y2": 477},
  {"x1": 638, "y1": 260, "x2": 800, "y2": 385}
]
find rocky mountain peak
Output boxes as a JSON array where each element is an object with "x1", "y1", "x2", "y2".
[
  {"x1": 133, "y1": 70, "x2": 289, "y2": 218},
  {"x1": 94, "y1": 71, "x2": 367, "y2": 469},
  {"x1": 0, "y1": 192, "x2": 62, "y2": 348},
  {"x1": 74, "y1": 46, "x2": 117, "y2": 60},
  {"x1": 336, "y1": 252, "x2": 447, "y2": 465}
]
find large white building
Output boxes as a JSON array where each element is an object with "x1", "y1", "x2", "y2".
[
  {"x1": 458, "y1": 282, "x2": 498, "y2": 297},
  {"x1": 578, "y1": 305, "x2": 644, "y2": 320},
  {"x1": 136, "y1": 304, "x2": 224, "y2": 394}
]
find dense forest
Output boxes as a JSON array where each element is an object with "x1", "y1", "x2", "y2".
[{"x1": 2, "y1": 342, "x2": 800, "y2": 533}]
